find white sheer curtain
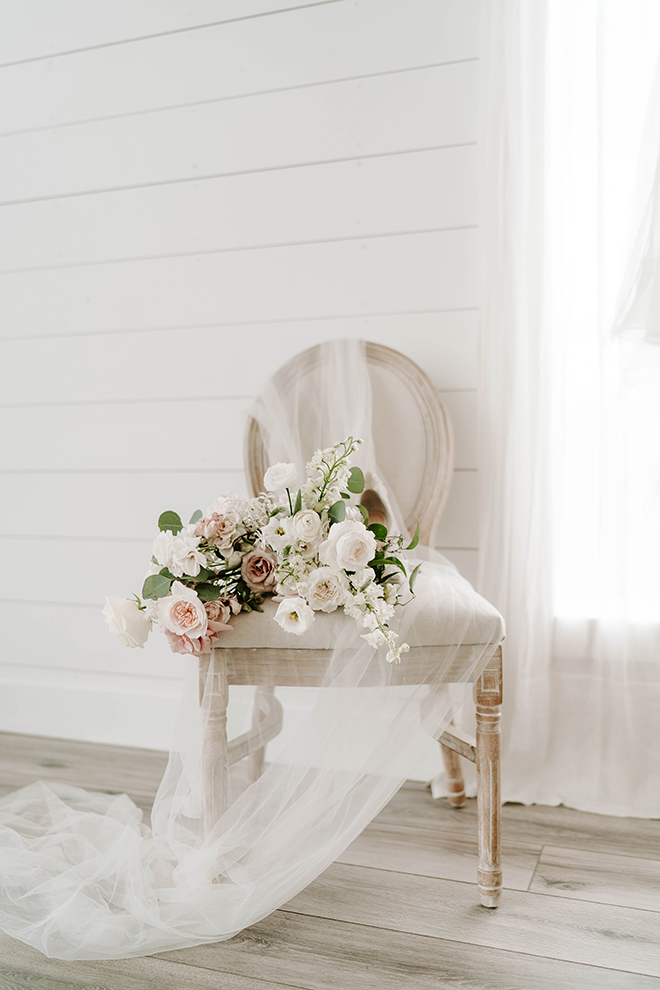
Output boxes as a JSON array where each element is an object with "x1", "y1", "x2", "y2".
[{"x1": 479, "y1": 0, "x2": 660, "y2": 817}]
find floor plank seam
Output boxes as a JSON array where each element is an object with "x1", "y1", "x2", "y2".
[{"x1": 526, "y1": 843, "x2": 545, "y2": 892}]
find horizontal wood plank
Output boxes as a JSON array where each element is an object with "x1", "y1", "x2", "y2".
[
  {"x1": 337, "y1": 820, "x2": 540, "y2": 890},
  {"x1": 0, "y1": 63, "x2": 477, "y2": 202},
  {"x1": 0, "y1": 0, "x2": 329, "y2": 65},
  {"x1": 0, "y1": 312, "x2": 479, "y2": 397},
  {"x1": 157, "y1": 908, "x2": 660, "y2": 990},
  {"x1": 0, "y1": 1, "x2": 478, "y2": 132},
  {"x1": 0, "y1": 230, "x2": 477, "y2": 336},
  {"x1": 1, "y1": 146, "x2": 477, "y2": 271},
  {"x1": 530, "y1": 844, "x2": 660, "y2": 911},
  {"x1": 285, "y1": 862, "x2": 660, "y2": 976},
  {"x1": 377, "y1": 790, "x2": 660, "y2": 861}
]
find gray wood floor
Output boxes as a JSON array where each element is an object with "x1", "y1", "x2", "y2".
[{"x1": 0, "y1": 731, "x2": 659, "y2": 989}]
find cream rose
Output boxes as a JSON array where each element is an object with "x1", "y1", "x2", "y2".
[
  {"x1": 274, "y1": 596, "x2": 315, "y2": 635},
  {"x1": 264, "y1": 462, "x2": 298, "y2": 492},
  {"x1": 306, "y1": 567, "x2": 347, "y2": 612},
  {"x1": 290, "y1": 509, "x2": 323, "y2": 543},
  {"x1": 103, "y1": 597, "x2": 151, "y2": 649},
  {"x1": 241, "y1": 547, "x2": 278, "y2": 593},
  {"x1": 158, "y1": 582, "x2": 208, "y2": 639},
  {"x1": 319, "y1": 520, "x2": 377, "y2": 572}
]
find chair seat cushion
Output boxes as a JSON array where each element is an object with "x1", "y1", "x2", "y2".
[{"x1": 215, "y1": 570, "x2": 504, "y2": 652}]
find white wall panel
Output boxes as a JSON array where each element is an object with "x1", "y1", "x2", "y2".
[
  {"x1": 1, "y1": 147, "x2": 477, "y2": 270},
  {"x1": 1, "y1": 63, "x2": 477, "y2": 202},
  {"x1": 0, "y1": 312, "x2": 478, "y2": 397},
  {"x1": 0, "y1": 0, "x2": 325, "y2": 65},
  {"x1": 0, "y1": 1, "x2": 478, "y2": 132},
  {"x1": 1, "y1": 230, "x2": 478, "y2": 336}
]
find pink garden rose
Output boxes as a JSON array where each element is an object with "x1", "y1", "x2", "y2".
[
  {"x1": 159, "y1": 582, "x2": 208, "y2": 640},
  {"x1": 241, "y1": 547, "x2": 278, "y2": 593},
  {"x1": 205, "y1": 597, "x2": 241, "y2": 631},
  {"x1": 195, "y1": 510, "x2": 242, "y2": 549}
]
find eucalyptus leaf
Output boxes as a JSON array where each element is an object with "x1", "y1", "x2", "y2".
[
  {"x1": 367, "y1": 522, "x2": 388, "y2": 541},
  {"x1": 158, "y1": 510, "x2": 183, "y2": 534},
  {"x1": 142, "y1": 573, "x2": 172, "y2": 600},
  {"x1": 189, "y1": 509, "x2": 203, "y2": 525},
  {"x1": 328, "y1": 499, "x2": 346, "y2": 524},
  {"x1": 195, "y1": 583, "x2": 223, "y2": 602},
  {"x1": 347, "y1": 466, "x2": 365, "y2": 494},
  {"x1": 405, "y1": 520, "x2": 420, "y2": 551},
  {"x1": 357, "y1": 503, "x2": 369, "y2": 524},
  {"x1": 340, "y1": 492, "x2": 351, "y2": 499},
  {"x1": 409, "y1": 562, "x2": 423, "y2": 593},
  {"x1": 158, "y1": 567, "x2": 177, "y2": 580}
]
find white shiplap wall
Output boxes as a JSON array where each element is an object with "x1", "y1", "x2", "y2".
[{"x1": 0, "y1": 0, "x2": 481, "y2": 768}]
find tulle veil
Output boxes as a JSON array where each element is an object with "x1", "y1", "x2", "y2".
[{"x1": 0, "y1": 339, "x2": 503, "y2": 959}]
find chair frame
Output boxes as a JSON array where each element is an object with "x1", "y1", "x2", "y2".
[{"x1": 198, "y1": 342, "x2": 503, "y2": 908}]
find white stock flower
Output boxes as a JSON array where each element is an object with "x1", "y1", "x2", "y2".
[
  {"x1": 290, "y1": 509, "x2": 323, "y2": 543},
  {"x1": 158, "y1": 582, "x2": 208, "y2": 639},
  {"x1": 103, "y1": 597, "x2": 151, "y2": 649},
  {"x1": 319, "y1": 520, "x2": 377, "y2": 572},
  {"x1": 153, "y1": 530, "x2": 207, "y2": 578},
  {"x1": 264, "y1": 462, "x2": 298, "y2": 492},
  {"x1": 274, "y1": 596, "x2": 315, "y2": 636},
  {"x1": 306, "y1": 567, "x2": 348, "y2": 613}
]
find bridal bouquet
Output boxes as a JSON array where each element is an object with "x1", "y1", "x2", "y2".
[{"x1": 104, "y1": 437, "x2": 420, "y2": 663}]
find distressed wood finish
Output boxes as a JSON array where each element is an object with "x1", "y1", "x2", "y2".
[
  {"x1": 195, "y1": 342, "x2": 504, "y2": 907},
  {"x1": 199, "y1": 652, "x2": 229, "y2": 837},
  {"x1": 474, "y1": 647, "x2": 503, "y2": 907}
]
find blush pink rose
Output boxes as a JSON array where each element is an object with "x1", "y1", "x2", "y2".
[
  {"x1": 164, "y1": 630, "x2": 217, "y2": 655},
  {"x1": 204, "y1": 597, "x2": 241, "y2": 632},
  {"x1": 241, "y1": 547, "x2": 278, "y2": 594}
]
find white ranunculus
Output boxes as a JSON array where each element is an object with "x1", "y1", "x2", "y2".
[
  {"x1": 103, "y1": 597, "x2": 151, "y2": 649},
  {"x1": 158, "y1": 582, "x2": 208, "y2": 638},
  {"x1": 274, "y1": 596, "x2": 315, "y2": 636},
  {"x1": 290, "y1": 509, "x2": 323, "y2": 543},
  {"x1": 306, "y1": 567, "x2": 348, "y2": 612},
  {"x1": 153, "y1": 530, "x2": 207, "y2": 578},
  {"x1": 319, "y1": 520, "x2": 377, "y2": 572},
  {"x1": 263, "y1": 462, "x2": 298, "y2": 492}
]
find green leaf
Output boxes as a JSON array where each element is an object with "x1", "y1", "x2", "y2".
[
  {"x1": 347, "y1": 466, "x2": 365, "y2": 494},
  {"x1": 185, "y1": 567, "x2": 212, "y2": 583},
  {"x1": 367, "y1": 522, "x2": 388, "y2": 541},
  {"x1": 189, "y1": 509, "x2": 203, "y2": 525},
  {"x1": 409, "y1": 562, "x2": 422, "y2": 593},
  {"x1": 340, "y1": 491, "x2": 351, "y2": 499},
  {"x1": 405, "y1": 520, "x2": 420, "y2": 551},
  {"x1": 158, "y1": 510, "x2": 183, "y2": 534},
  {"x1": 158, "y1": 567, "x2": 177, "y2": 580},
  {"x1": 142, "y1": 573, "x2": 172, "y2": 600},
  {"x1": 328, "y1": 499, "x2": 346, "y2": 524},
  {"x1": 357, "y1": 503, "x2": 369, "y2": 524},
  {"x1": 293, "y1": 489, "x2": 302, "y2": 515},
  {"x1": 195, "y1": 583, "x2": 223, "y2": 602},
  {"x1": 378, "y1": 555, "x2": 407, "y2": 576}
]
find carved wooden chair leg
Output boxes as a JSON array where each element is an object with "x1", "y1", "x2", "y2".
[
  {"x1": 247, "y1": 685, "x2": 276, "y2": 784},
  {"x1": 441, "y1": 731, "x2": 466, "y2": 808},
  {"x1": 199, "y1": 651, "x2": 229, "y2": 842},
  {"x1": 474, "y1": 646, "x2": 503, "y2": 907}
]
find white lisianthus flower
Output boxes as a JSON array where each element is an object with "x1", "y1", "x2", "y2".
[
  {"x1": 103, "y1": 597, "x2": 151, "y2": 649},
  {"x1": 274, "y1": 596, "x2": 315, "y2": 636},
  {"x1": 306, "y1": 567, "x2": 348, "y2": 612},
  {"x1": 264, "y1": 462, "x2": 298, "y2": 492},
  {"x1": 319, "y1": 520, "x2": 377, "y2": 572},
  {"x1": 262, "y1": 514, "x2": 291, "y2": 551},
  {"x1": 153, "y1": 530, "x2": 207, "y2": 578},
  {"x1": 290, "y1": 509, "x2": 323, "y2": 543},
  {"x1": 158, "y1": 582, "x2": 208, "y2": 639}
]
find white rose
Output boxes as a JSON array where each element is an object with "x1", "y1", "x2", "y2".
[
  {"x1": 274, "y1": 596, "x2": 315, "y2": 636},
  {"x1": 319, "y1": 520, "x2": 377, "y2": 572},
  {"x1": 153, "y1": 530, "x2": 207, "y2": 578},
  {"x1": 264, "y1": 462, "x2": 298, "y2": 492},
  {"x1": 306, "y1": 567, "x2": 348, "y2": 613},
  {"x1": 290, "y1": 509, "x2": 323, "y2": 543},
  {"x1": 103, "y1": 597, "x2": 151, "y2": 649},
  {"x1": 158, "y1": 582, "x2": 208, "y2": 639}
]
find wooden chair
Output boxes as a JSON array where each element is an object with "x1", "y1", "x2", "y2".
[{"x1": 198, "y1": 342, "x2": 504, "y2": 908}]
